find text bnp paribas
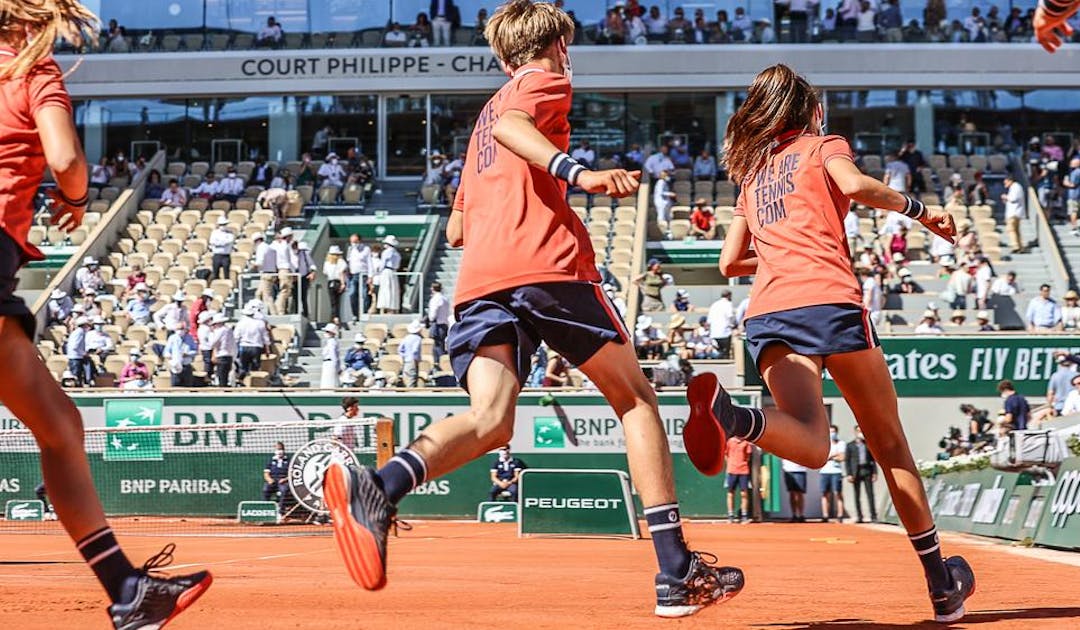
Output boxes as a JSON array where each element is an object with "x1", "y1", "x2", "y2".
[{"x1": 239, "y1": 54, "x2": 502, "y2": 78}]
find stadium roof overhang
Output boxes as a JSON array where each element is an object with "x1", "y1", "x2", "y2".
[{"x1": 57, "y1": 44, "x2": 1080, "y2": 99}]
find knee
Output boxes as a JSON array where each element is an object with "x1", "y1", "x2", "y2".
[
  {"x1": 471, "y1": 408, "x2": 514, "y2": 450},
  {"x1": 609, "y1": 381, "x2": 658, "y2": 420},
  {"x1": 36, "y1": 403, "x2": 84, "y2": 454},
  {"x1": 799, "y1": 442, "x2": 830, "y2": 470}
]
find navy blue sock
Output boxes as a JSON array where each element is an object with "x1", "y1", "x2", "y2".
[
  {"x1": 77, "y1": 526, "x2": 136, "y2": 603},
  {"x1": 731, "y1": 407, "x2": 767, "y2": 442},
  {"x1": 910, "y1": 526, "x2": 951, "y2": 592},
  {"x1": 645, "y1": 503, "x2": 692, "y2": 578},
  {"x1": 376, "y1": 448, "x2": 428, "y2": 504}
]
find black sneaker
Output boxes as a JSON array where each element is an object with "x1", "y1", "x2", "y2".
[
  {"x1": 685, "y1": 373, "x2": 737, "y2": 476},
  {"x1": 108, "y1": 544, "x2": 212, "y2": 630},
  {"x1": 323, "y1": 463, "x2": 393, "y2": 590},
  {"x1": 654, "y1": 552, "x2": 745, "y2": 618},
  {"x1": 931, "y1": 556, "x2": 976, "y2": 623}
]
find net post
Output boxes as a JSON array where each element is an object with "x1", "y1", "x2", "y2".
[{"x1": 375, "y1": 417, "x2": 395, "y2": 469}]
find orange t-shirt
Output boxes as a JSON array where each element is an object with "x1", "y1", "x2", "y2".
[
  {"x1": 0, "y1": 50, "x2": 71, "y2": 262},
  {"x1": 690, "y1": 208, "x2": 713, "y2": 231},
  {"x1": 735, "y1": 134, "x2": 861, "y2": 320},
  {"x1": 452, "y1": 64, "x2": 599, "y2": 307},
  {"x1": 725, "y1": 437, "x2": 753, "y2": 475}
]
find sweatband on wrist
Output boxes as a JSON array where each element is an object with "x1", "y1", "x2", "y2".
[
  {"x1": 547, "y1": 152, "x2": 586, "y2": 187},
  {"x1": 901, "y1": 195, "x2": 926, "y2": 221},
  {"x1": 56, "y1": 188, "x2": 89, "y2": 208}
]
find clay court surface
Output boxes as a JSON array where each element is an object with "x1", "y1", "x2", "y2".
[{"x1": 1, "y1": 521, "x2": 1078, "y2": 629}]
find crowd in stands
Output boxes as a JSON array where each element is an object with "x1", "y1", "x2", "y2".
[{"x1": 88, "y1": 1, "x2": 1059, "y2": 54}]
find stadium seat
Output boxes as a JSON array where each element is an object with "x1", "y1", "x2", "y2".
[
  {"x1": 671, "y1": 206, "x2": 691, "y2": 221},
  {"x1": 233, "y1": 33, "x2": 254, "y2": 49},
  {"x1": 160, "y1": 34, "x2": 182, "y2": 52},
  {"x1": 318, "y1": 186, "x2": 340, "y2": 204},
  {"x1": 948, "y1": 155, "x2": 968, "y2": 170},
  {"x1": 297, "y1": 185, "x2": 314, "y2": 205},
  {"x1": 614, "y1": 207, "x2": 636, "y2": 222},
  {"x1": 615, "y1": 195, "x2": 636, "y2": 207},
  {"x1": 590, "y1": 207, "x2": 612, "y2": 223},
  {"x1": 988, "y1": 154, "x2": 1008, "y2": 173},
  {"x1": 968, "y1": 155, "x2": 988, "y2": 172},
  {"x1": 567, "y1": 194, "x2": 588, "y2": 207},
  {"x1": 591, "y1": 195, "x2": 613, "y2": 208},
  {"x1": 669, "y1": 219, "x2": 691, "y2": 240},
  {"x1": 166, "y1": 162, "x2": 187, "y2": 176},
  {"x1": 284, "y1": 33, "x2": 304, "y2": 49},
  {"x1": 693, "y1": 181, "x2": 714, "y2": 198},
  {"x1": 588, "y1": 222, "x2": 609, "y2": 237},
  {"x1": 190, "y1": 162, "x2": 210, "y2": 177}
]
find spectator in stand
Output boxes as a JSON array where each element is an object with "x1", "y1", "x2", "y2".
[
  {"x1": 409, "y1": 13, "x2": 433, "y2": 47},
  {"x1": 599, "y1": 7, "x2": 628, "y2": 45},
  {"x1": 1042, "y1": 135, "x2": 1064, "y2": 163},
  {"x1": 377, "y1": 235, "x2": 402, "y2": 314},
  {"x1": 235, "y1": 302, "x2": 269, "y2": 383},
  {"x1": 119, "y1": 350, "x2": 151, "y2": 390},
  {"x1": 691, "y1": 11, "x2": 711, "y2": 43},
  {"x1": 914, "y1": 310, "x2": 945, "y2": 334},
  {"x1": 624, "y1": 143, "x2": 644, "y2": 170},
  {"x1": 86, "y1": 316, "x2": 114, "y2": 369},
  {"x1": 859, "y1": 268, "x2": 884, "y2": 326},
  {"x1": 342, "y1": 334, "x2": 375, "y2": 387},
  {"x1": 295, "y1": 241, "x2": 315, "y2": 320},
  {"x1": 690, "y1": 200, "x2": 717, "y2": 240},
  {"x1": 571, "y1": 140, "x2": 596, "y2": 169},
  {"x1": 195, "y1": 310, "x2": 214, "y2": 378},
  {"x1": 991, "y1": 270, "x2": 1021, "y2": 296},
  {"x1": 975, "y1": 310, "x2": 994, "y2": 331},
  {"x1": 399, "y1": 320, "x2": 424, "y2": 387},
  {"x1": 320, "y1": 323, "x2": 340, "y2": 389},
  {"x1": 208, "y1": 313, "x2": 236, "y2": 387},
  {"x1": 427, "y1": 282, "x2": 450, "y2": 364},
  {"x1": 543, "y1": 351, "x2": 570, "y2": 387},
  {"x1": 653, "y1": 170, "x2": 676, "y2": 229},
  {"x1": 66, "y1": 316, "x2": 93, "y2": 386},
  {"x1": 754, "y1": 17, "x2": 776, "y2": 43},
  {"x1": 472, "y1": 8, "x2": 489, "y2": 45},
  {"x1": 209, "y1": 217, "x2": 235, "y2": 280},
  {"x1": 711, "y1": 10, "x2": 732, "y2": 43},
  {"x1": 1039, "y1": 353, "x2": 1079, "y2": 422},
  {"x1": 693, "y1": 149, "x2": 717, "y2": 180},
  {"x1": 725, "y1": 436, "x2": 753, "y2": 523},
  {"x1": 644, "y1": 5, "x2": 668, "y2": 39},
  {"x1": 838, "y1": 0, "x2": 860, "y2": 40},
  {"x1": 1004, "y1": 7, "x2": 1025, "y2": 40},
  {"x1": 855, "y1": 2, "x2": 878, "y2": 41},
  {"x1": 384, "y1": 22, "x2": 408, "y2": 47},
  {"x1": 780, "y1": 0, "x2": 819, "y2": 43},
  {"x1": 667, "y1": 6, "x2": 692, "y2": 42},
  {"x1": 924, "y1": 0, "x2": 946, "y2": 39},
  {"x1": 192, "y1": 172, "x2": 218, "y2": 200},
  {"x1": 75, "y1": 257, "x2": 105, "y2": 296},
  {"x1": 883, "y1": 152, "x2": 911, "y2": 193},
  {"x1": 948, "y1": 310, "x2": 967, "y2": 327},
  {"x1": 1001, "y1": 174, "x2": 1026, "y2": 253},
  {"x1": 251, "y1": 159, "x2": 274, "y2": 188},
  {"x1": 269, "y1": 169, "x2": 293, "y2": 190},
  {"x1": 189, "y1": 290, "x2": 214, "y2": 336},
  {"x1": 730, "y1": 7, "x2": 752, "y2": 41},
  {"x1": 707, "y1": 289, "x2": 736, "y2": 359},
  {"x1": 163, "y1": 320, "x2": 197, "y2": 387},
  {"x1": 1064, "y1": 157, "x2": 1080, "y2": 236},
  {"x1": 635, "y1": 258, "x2": 667, "y2": 312},
  {"x1": 125, "y1": 283, "x2": 154, "y2": 325},
  {"x1": 643, "y1": 144, "x2": 673, "y2": 180},
  {"x1": 845, "y1": 427, "x2": 878, "y2": 523},
  {"x1": 669, "y1": 139, "x2": 691, "y2": 169},
  {"x1": 256, "y1": 16, "x2": 283, "y2": 48},
  {"x1": 998, "y1": 380, "x2": 1029, "y2": 431},
  {"x1": 89, "y1": 156, "x2": 111, "y2": 189},
  {"x1": 217, "y1": 168, "x2": 244, "y2": 203},
  {"x1": 153, "y1": 292, "x2": 187, "y2": 331},
  {"x1": 895, "y1": 268, "x2": 923, "y2": 293},
  {"x1": 47, "y1": 289, "x2": 73, "y2": 326},
  {"x1": 634, "y1": 315, "x2": 664, "y2": 359},
  {"x1": 878, "y1": 0, "x2": 903, "y2": 41},
  {"x1": 489, "y1": 445, "x2": 526, "y2": 502},
  {"x1": 944, "y1": 260, "x2": 973, "y2": 309},
  {"x1": 782, "y1": 459, "x2": 808, "y2": 522},
  {"x1": 820, "y1": 425, "x2": 846, "y2": 522},
  {"x1": 964, "y1": 7, "x2": 987, "y2": 41},
  {"x1": 1027, "y1": 284, "x2": 1063, "y2": 332},
  {"x1": 318, "y1": 152, "x2": 346, "y2": 191},
  {"x1": 626, "y1": 6, "x2": 648, "y2": 43},
  {"x1": 821, "y1": 8, "x2": 838, "y2": 38},
  {"x1": 323, "y1": 245, "x2": 347, "y2": 323},
  {"x1": 144, "y1": 169, "x2": 165, "y2": 199},
  {"x1": 974, "y1": 256, "x2": 994, "y2": 309},
  {"x1": 969, "y1": 171, "x2": 990, "y2": 205},
  {"x1": 898, "y1": 141, "x2": 926, "y2": 193},
  {"x1": 687, "y1": 317, "x2": 720, "y2": 359},
  {"x1": 1062, "y1": 290, "x2": 1080, "y2": 330},
  {"x1": 667, "y1": 315, "x2": 691, "y2": 359},
  {"x1": 429, "y1": 0, "x2": 459, "y2": 46}
]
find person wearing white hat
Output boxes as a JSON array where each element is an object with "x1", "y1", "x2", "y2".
[
  {"x1": 670, "y1": 288, "x2": 692, "y2": 313},
  {"x1": 75, "y1": 256, "x2": 105, "y2": 296},
  {"x1": 320, "y1": 322, "x2": 341, "y2": 389},
  {"x1": 323, "y1": 244, "x2": 348, "y2": 323},
  {"x1": 634, "y1": 314, "x2": 664, "y2": 359},
  {"x1": 914, "y1": 310, "x2": 945, "y2": 335},
  {"x1": 209, "y1": 312, "x2": 237, "y2": 387},
  {"x1": 269, "y1": 227, "x2": 297, "y2": 316},
  {"x1": 975, "y1": 310, "x2": 994, "y2": 332},
  {"x1": 65, "y1": 315, "x2": 93, "y2": 386},
  {"x1": 377, "y1": 235, "x2": 401, "y2": 313},
  {"x1": 196, "y1": 310, "x2": 216, "y2": 378},
  {"x1": 86, "y1": 315, "x2": 115, "y2": 361},
  {"x1": 235, "y1": 304, "x2": 270, "y2": 383},
  {"x1": 119, "y1": 349, "x2": 152, "y2": 390},
  {"x1": 46, "y1": 288, "x2": 74, "y2": 325},
  {"x1": 124, "y1": 283, "x2": 155, "y2": 326},
  {"x1": 163, "y1": 319, "x2": 198, "y2": 387},
  {"x1": 293, "y1": 240, "x2": 316, "y2": 319},
  {"x1": 318, "y1": 152, "x2": 346, "y2": 190},
  {"x1": 209, "y1": 216, "x2": 236, "y2": 280},
  {"x1": 399, "y1": 320, "x2": 425, "y2": 387},
  {"x1": 152, "y1": 291, "x2": 188, "y2": 331}
]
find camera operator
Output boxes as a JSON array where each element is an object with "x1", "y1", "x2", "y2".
[
  {"x1": 960, "y1": 404, "x2": 992, "y2": 445},
  {"x1": 937, "y1": 427, "x2": 967, "y2": 460}
]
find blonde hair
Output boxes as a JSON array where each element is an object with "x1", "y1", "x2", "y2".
[
  {"x1": 722, "y1": 64, "x2": 821, "y2": 183},
  {"x1": 484, "y1": 0, "x2": 574, "y2": 70},
  {"x1": 0, "y1": 0, "x2": 98, "y2": 80}
]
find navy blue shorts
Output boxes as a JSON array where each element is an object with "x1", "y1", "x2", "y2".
[
  {"x1": 448, "y1": 281, "x2": 629, "y2": 391},
  {"x1": 0, "y1": 229, "x2": 35, "y2": 340},
  {"x1": 744, "y1": 303, "x2": 879, "y2": 371},
  {"x1": 819, "y1": 472, "x2": 843, "y2": 494},
  {"x1": 726, "y1": 473, "x2": 751, "y2": 491},
  {"x1": 783, "y1": 471, "x2": 807, "y2": 493}
]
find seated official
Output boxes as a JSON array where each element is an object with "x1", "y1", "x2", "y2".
[
  {"x1": 489, "y1": 445, "x2": 526, "y2": 502},
  {"x1": 263, "y1": 442, "x2": 291, "y2": 517}
]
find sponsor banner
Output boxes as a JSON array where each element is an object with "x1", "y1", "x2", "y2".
[
  {"x1": 746, "y1": 337, "x2": 1080, "y2": 397},
  {"x1": 287, "y1": 439, "x2": 361, "y2": 514},
  {"x1": 237, "y1": 501, "x2": 279, "y2": 524},
  {"x1": 1035, "y1": 459, "x2": 1080, "y2": 550},
  {"x1": 477, "y1": 501, "x2": 519, "y2": 523},
  {"x1": 995, "y1": 483, "x2": 1048, "y2": 542},
  {"x1": 519, "y1": 469, "x2": 639, "y2": 538},
  {"x1": 4, "y1": 499, "x2": 44, "y2": 521},
  {"x1": 103, "y1": 399, "x2": 164, "y2": 461}
]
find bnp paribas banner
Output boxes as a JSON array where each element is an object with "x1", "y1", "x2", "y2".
[{"x1": 747, "y1": 336, "x2": 1080, "y2": 397}]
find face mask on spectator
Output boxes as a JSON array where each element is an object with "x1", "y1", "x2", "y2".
[{"x1": 228, "y1": 172, "x2": 236, "y2": 178}]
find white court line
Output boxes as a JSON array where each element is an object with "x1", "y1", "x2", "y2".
[{"x1": 168, "y1": 549, "x2": 333, "y2": 570}]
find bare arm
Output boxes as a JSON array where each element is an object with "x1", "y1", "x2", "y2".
[
  {"x1": 718, "y1": 216, "x2": 759, "y2": 277},
  {"x1": 446, "y1": 209, "x2": 463, "y2": 247},
  {"x1": 825, "y1": 157, "x2": 956, "y2": 243},
  {"x1": 35, "y1": 106, "x2": 88, "y2": 229},
  {"x1": 493, "y1": 110, "x2": 640, "y2": 197}
]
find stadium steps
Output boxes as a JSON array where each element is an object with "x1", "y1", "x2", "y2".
[
  {"x1": 1049, "y1": 222, "x2": 1080, "y2": 290},
  {"x1": 426, "y1": 243, "x2": 461, "y2": 303},
  {"x1": 365, "y1": 179, "x2": 427, "y2": 216}
]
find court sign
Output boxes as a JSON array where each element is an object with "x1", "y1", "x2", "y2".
[
  {"x1": 1035, "y1": 459, "x2": 1080, "y2": 550},
  {"x1": 4, "y1": 499, "x2": 44, "y2": 521},
  {"x1": 103, "y1": 398, "x2": 164, "y2": 461},
  {"x1": 236, "y1": 501, "x2": 279, "y2": 524},
  {"x1": 477, "y1": 501, "x2": 519, "y2": 523},
  {"x1": 519, "y1": 469, "x2": 639, "y2": 538}
]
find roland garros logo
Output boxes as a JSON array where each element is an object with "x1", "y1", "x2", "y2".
[{"x1": 288, "y1": 438, "x2": 361, "y2": 513}]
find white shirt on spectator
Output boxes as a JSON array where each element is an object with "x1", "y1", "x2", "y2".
[
  {"x1": 235, "y1": 315, "x2": 269, "y2": 348},
  {"x1": 258, "y1": 24, "x2": 282, "y2": 41},
  {"x1": 271, "y1": 239, "x2": 295, "y2": 272},
  {"x1": 653, "y1": 178, "x2": 675, "y2": 224},
  {"x1": 862, "y1": 276, "x2": 884, "y2": 315},
  {"x1": 323, "y1": 257, "x2": 347, "y2": 282},
  {"x1": 86, "y1": 328, "x2": 114, "y2": 353},
  {"x1": 428, "y1": 291, "x2": 450, "y2": 325},
  {"x1": 707, "y1": 297, "x2": 736, "y2": 339},
  {"x1": 193, "y1": 179, "x2": 219, "y2": 196},
  {"x1": 209, "y1": 227, "x2": 235, "y2": 255},
  {"x1": 884, "y1": 160, "x2": 910, "y2": 192},
  {"x1": 644, "y1": 14, "x2": 668, "y2": 35},
  {"x1": 210, "y1": 325, "x2": 238, "y2": 357},
  {"x1": 318, "y1": 161, "x2": 346, "y2": 187},
  {"x1": 197, "y1": 322, "x2": 214, "y2": 351},
  {"x1": 821, "y1": 440, "x2": 846, "y2": 474},
  {"x1": 1004, "y1": 181, "x2": 1025, "y2": 219},
  {"x1": 975, "y1": 265, "x2": 994, "y2": 302},
  {"x1": 347, "y1": 242, "x2": 370, "y2": 276},
  {"x1": 152, "y1": 302, "x2": 187, "y2": 331},
  {"x1": 218, "y1": 174, "x2": 244, "y2": 196},
  {"x1": 643, "y1": 152, "x2": 674, "y2": 180},
  {"x1": 571, "y1": 145, "x2": 596, "y2": 168},
  {"x1": 991, "y1": 277, "x2": 1020, "y2": 296},
  {"x1": 160, "y1": 187, "x2": 187, "y2": 207},
  {"x1": 930, "y1": 234, "x2": 955, "y2": 260},
  {"x1": 915, "y1": 321, "x2": 945, "y2": 335},
  {"x1": 878, "y1": 210, "x2": 913, "y2": 236},
  {"x1": 844, "y1": 210, "x2": 860, "y2": 239},
  {"x1": 1063, "y1": 389, "x2": 1080, "y2": 415}
]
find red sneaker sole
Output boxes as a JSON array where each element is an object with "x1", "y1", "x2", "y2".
[
  {"x1": 324, "y1": 463, "x2": 387, "y2": 590},
  {"x1": 684, "y1": 373, "x2": 727, "y2": 476},
  {"x1": 161, "y1": 572, "x2": 213, "y2": 628}
]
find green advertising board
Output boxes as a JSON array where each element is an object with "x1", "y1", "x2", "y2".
[
  {"x1": 103, "y1": 399, "x2": 164, "y2": 461},
  {"x1": 1034, "y1": 458, "x2": 1080, "y2": 550},
  {"x1": 237, "y1": 501, "x2": 279, "y2": 524},
  {"x1": 477, "y1": 501, "x2": 518, "y2": 523},
  {"x1": 4, "y1": 499, "x2": 44, "y2": 521},
  {"x1": 519, "y1": 469, "x2": 639, "y2": 537},
  {"x1": 746, "y1": 336, "x2": 1080, "y2": 397}
]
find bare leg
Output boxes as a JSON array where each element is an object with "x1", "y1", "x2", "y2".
[
  {"x1": 407, "y1": 344, "x2": 520, "y2": 479},
  {"x1": 726, "y1": 489, "x2": 735, "y2": 517},
  {"x1": 578, "y1": 340, "x2": 674, "y2": 506},
  {"x1": 821, "y1": 493, "x2": 831, "y2": 520},
  {"x1": 740, "y1": 489, "x2": 750, "y2": 519},
  {"x1": 0, "y1": 318, "x2": 106, "y2": 542},
  {"x1": 824, "y1": 347, "x2": 933, "y2": 534},
  {"x1": 755, "y1": 344, "x2": 832, "y2": 468},
  {"x1": 836, "y1": 489, "x2": 845, "y2": 522}
]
